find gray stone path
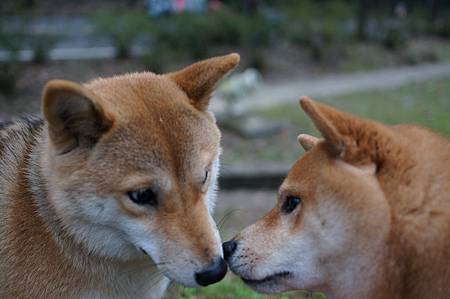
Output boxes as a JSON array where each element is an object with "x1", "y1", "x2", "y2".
[{"x1": 211, "y1": 61, "x2": 450, "y2": 114}]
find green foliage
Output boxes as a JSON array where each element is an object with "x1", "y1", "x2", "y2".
[
  {"x1": 0, "y1": 24, "x2": 26, "y2": 53},
  {"x1": 374, "y1": 21, "x2": 409, "y2": 50},
  {"x1": 29, "y1": 34, "x2": 57, "y2": 63},
  {"x1": 0, "y1": 24, "x2": 25, "y2": 96},
  {"x1": 92, "y1": 7, "x2": 275, "y2": 62},
  {"x1": 238, "y1": 14, "x2": 276, "y2": 48},
  {"x1": 152, "y1": 9, "x2": 276, "y2": 60},
  {"x1": 383, "y1": 26, "x2": 408, "y2": 50},
  {"x1": 401, "y1": 46, "x2": 438, "y2": 65},
  {"x1": 247, "y1": 50, "x2": 267, "y2": 72},
  {"x1": 0, "y1": 61, "x2": 21, "y2": 96},
  {"x1": 153, "y1": 13, "x2": 213, "y2": 59},
  {"x1": 285, "y1": 19, "x2": 349, "y2": 62},
  {"x1": 91, "y1": 10, "x2": 151, "y2": 59},
  {"x1": 88, "y1": 0, "x2": 450, "y2": 67},
  {"x1": 178, "y1": 278, "x2": 263, "y2": 299},
  {"x1": 432, "y1": 19, "x2": 450, "y2": 38},
  {"x1": 340, "y1": 39, "x2": 450, "y2": 72},
  {"x1": 276, "y1": 0, "x2": 354, "y2": 22},
  {"x1": 141, "y1": 46, "x2": 168, "y2": 74},
  {"x1": 280, "y1": 0, "x2": 353, "y2": 62}
]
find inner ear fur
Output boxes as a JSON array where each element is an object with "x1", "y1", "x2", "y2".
[
  {"x1": 297, "y1": 134, "x2": 320, "y2": 151},
  {"x1": 168, "y1": 53, "x2": 240, "y2": 111},
  {"x1": 42, "y1": 80, "x2": 113, "y2": 154}
]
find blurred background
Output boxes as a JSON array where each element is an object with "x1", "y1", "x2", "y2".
[{"x1": 1, "y1": 0, "x2": 449, "y2": 298}]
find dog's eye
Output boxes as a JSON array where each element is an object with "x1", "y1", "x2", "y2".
[
  {"x1": 282, "y1": 196, "x2": 301, "y2": 214},
  {"x1": 202, "y1": 170, "x2": 209, "y2": 185},
  {"x1": 127, "y1": 188, "x2": 158, "y2": 206}
]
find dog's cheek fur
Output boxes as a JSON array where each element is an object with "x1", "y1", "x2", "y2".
[{"x1": 205, "y1": 151, "x2": 221, "y2": 213}]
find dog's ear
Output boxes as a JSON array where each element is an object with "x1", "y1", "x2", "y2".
[
  {"x1": 299, "y1": 96, "x2": 347, "y2": 156},
  {"x1": 42, "y1": 80, "x2": 114, "y2": 154},
  {"x1": 168, "y1": 53, "x2": 240, "y2": 111},
  {"x1": 299, "y1": 96, "x2": 388, "y2": 168},
  {"x1": 297, "y1": 134, "x2": 320, "y2": 151}
]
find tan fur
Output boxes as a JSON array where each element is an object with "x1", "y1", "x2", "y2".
[
  {"x1": 0, "y1": 54, "x2": 240, "y2": 298},
  {"x1": 227, "y1": 97, "x2": 450, "y2": 299},
  {"x1": 297, "y1": 134, "x2": 320, "y2": 151}
]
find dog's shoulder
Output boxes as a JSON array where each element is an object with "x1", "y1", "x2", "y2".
[
  {"x1": 0, "y1": 114, "x2": 43, "y2": 137},
  {"x1": 392, "y1": 123, "x2": 450, "y2": 165},
  {"x1": 0, "y1": 115, "x2": 44, "y2": 150},
  {"x1": 0, "y1": 115, "x2": 44, "y2": 190}
]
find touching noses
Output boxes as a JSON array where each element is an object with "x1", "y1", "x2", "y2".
[
  {"x1": 195, "y1": 256, "x2": 227, "y2": 286},
  {"x1": 222, "y1": 240, "x2": 238, "y2": 262}
]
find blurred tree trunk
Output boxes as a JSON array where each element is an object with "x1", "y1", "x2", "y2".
[
  {"x1": 356, "y1": 0, "x2": 370, "y2": 40},
  {"x1": 429, "y1": 0, "x2": 438, "y2": 25}
]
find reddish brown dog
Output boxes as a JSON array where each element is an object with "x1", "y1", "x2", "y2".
[
  {"x1": 224, "y1": 97, "x2": 450, "y2": 299},
  {"x1": 0, "y1": 54, "x2": 239, "y2": 299}
]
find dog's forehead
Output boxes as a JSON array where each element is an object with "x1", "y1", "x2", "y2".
[
  {"x1": 118, "y1": 110, "x2": 218, "y2": 157},
  {"x1": 88, "y1": 74, "x2": 219, "y2": 174},
  {"x1": 281, "y1": 144, "x2": 329, "y2": 194},
  {"x1": 85, "y1": 72, "x2": 187, "y2": 108}
]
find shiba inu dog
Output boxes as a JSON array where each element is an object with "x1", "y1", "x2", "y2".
[
  {"x1": 224, "y1": 97, "x2": 450, "y2": 299},
  {"x1": 0, "y1": 53, "x2": 240, "y2": 299}
]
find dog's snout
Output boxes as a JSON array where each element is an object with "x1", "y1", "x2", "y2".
[
  {"x1": 195, "y1": 257, "x2": 227, "y2": 286},
  {"x1": 222, "y1": 240, "x2": 237, "y2": 261}
]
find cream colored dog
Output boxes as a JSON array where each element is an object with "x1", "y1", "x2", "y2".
[
  {"x1": 224, "y1": 97, "x2": 450, "y2": 299},
  {"x1": 0, "y1": 54, "x2": 240, "y2": 299}
]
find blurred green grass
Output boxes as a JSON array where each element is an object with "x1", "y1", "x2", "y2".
[
  {"x1": 223, "y1": 75, "x2": 450, "y2": 165},
  {"x1": 260, "y1": 75, "x2": 450, "y2": 136},
  {"x1": 168, "y1": 275, "x2": 326, "y2": 299}
]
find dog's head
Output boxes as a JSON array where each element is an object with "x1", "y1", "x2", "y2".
[
  {"x1": 40, "y1": 54, "x2": 239, "y2": 287},
  {"x1": 224, "y1": 97, "x2": 392, "y2": 296}
]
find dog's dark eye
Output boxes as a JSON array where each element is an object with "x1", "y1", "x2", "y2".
[
  {"x1": 127, "y1": 188, "x2": 158, "y2": 206},
  {"x1": 282, "y1": 196, "x2": 301, "y2": 214},
  {"x1": 202, "y1": 170, "x2": 209, "y2": 185}
]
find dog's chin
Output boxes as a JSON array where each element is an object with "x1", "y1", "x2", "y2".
[
  {"x1": 240, "y1": 271, "x2": 293, "y2": 294},
  {"x1": 155, "y1": 266, "x2": 199, "y2": 288},
  {"x1": 166, "y1": 276, "x2": 198, "y2": 288},
  {"x1": 159, "y1": 269, "x2": 199, "y2": 288},
  {"x1": 138, "y1": 248, "x2": 199, "y2": 287}
]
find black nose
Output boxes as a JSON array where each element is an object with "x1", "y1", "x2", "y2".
[
  {"x1": 222, "y1": 240, "x2": 237, "y2": 261},
  {"x1": 195, "y1": 257, "x2": 227, "y2": 286}
]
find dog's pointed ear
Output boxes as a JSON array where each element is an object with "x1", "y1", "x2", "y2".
[
  {"x1": 168, "y1": 53, "x2": 240, "y2": 111},
  {"x1": 299, "y1": 96, "x2": 347, "y2": 156},
  {"x1": 42, "y1": 80, "x2": 114, "y2": 154},
  {"x1": 297, "y1": 134, "x2": 320, "y2": 151},
  {"x1": 299, "y1": 96, "x2": 387, "y2": 168}
]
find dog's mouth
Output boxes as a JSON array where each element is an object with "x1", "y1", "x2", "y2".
[{"x1": 241, "y1": 271, "x2": 292, "y2": 285}]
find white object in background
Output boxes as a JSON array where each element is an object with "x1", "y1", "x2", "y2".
[{"x1": 217, "y1": 68, "x2": 262, "y2": 101}]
